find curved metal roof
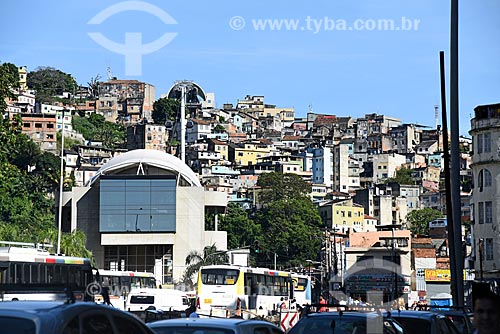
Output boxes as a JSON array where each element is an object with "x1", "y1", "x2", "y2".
[
  {"x1": 166, "y1": 81, "x2": 206, "y2": 102},
  {"x1": 89, "y1": 149, "x2": 201, "y2": 187}
]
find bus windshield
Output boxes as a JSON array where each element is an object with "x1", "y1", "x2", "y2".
[
  {"x1": 294, "y1": 277, "x2": 308, "y2": 291},
  {"x1": 201, "y1": 269, "x2": 239, "y2": 285}
]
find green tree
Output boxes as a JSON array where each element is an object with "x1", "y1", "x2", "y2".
[
  {"x1": 0, "y1": 62, "x2": 19, "y2": 111},
  {"x1": 255, "y1": 198, "x2": 323, "y2": 267},
  {"x1": 218, "y1": 203, "x2": 262, "y2": 250},
  {"x1": 214, "y1": 124, "x2": 226, "y2": 133},
  {"x1": 27, "y1": 66, "x2": 77, "y2": 103},
  {"x1": 406, "y1": 208, "x2": 443, "y2": 236},
  {"x1": 257, "y1": 172, "x2": 311, "y2": 204},
  {"x1": 385, "y1": 167, "x2": 414, "y2": 185},
  {"x1": 0, "y1": 116, "x2": 92, "y2": 258},
  {"x1": 72, "y1": 114, "x2": 126, "y2": 149},
  {"x1": 152, "y1": 97, "x2": 179, "y2": 124},
  {"x1": 183, "y1": 244, "x2": 228, "y2": 287}
]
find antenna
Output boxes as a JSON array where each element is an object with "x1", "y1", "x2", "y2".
[
  {"x1": 434, "y1": 104, "x2": 439, "y2": 129},
  {"x1": 107, "y1": 66, "x2": 113, "y2": 81}
]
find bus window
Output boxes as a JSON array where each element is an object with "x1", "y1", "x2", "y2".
[
  {"x1": 15, "y1": 263, "x2": 23, "y2": 284},
  {"x1": 23, "y1": 264, "x2": 30, "y2": 284},
  {"x1": 201, "y1": 269, "x2": 239, "y2": 285}
]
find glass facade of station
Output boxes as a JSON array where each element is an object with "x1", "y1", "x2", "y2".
[{"x1": 99, "y1": 176, "x2": 176, "y2": 233}]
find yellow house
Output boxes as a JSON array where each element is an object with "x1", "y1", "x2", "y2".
[
  {"x1": 230, "y1": 139, "x2": 274, "y2": 166},
  {"x1": 318, "y1": 199, "x2": 366, "y2": 231},
  {"x1": 208, "y1": 139, "x2": 229, "y2": 162}
]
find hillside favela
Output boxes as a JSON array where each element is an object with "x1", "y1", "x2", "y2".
[{"x1": 0, "y1": 62, "x2": 499, "y2": 331}]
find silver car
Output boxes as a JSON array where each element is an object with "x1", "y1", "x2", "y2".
[
  {"x1": 147, "y1": 317, "x2": 285, "y2": 334},
  {"x1": 0, "y1": 300, "x2": 156, "y2": 334}
]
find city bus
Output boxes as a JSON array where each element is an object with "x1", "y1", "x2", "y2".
[
  {"x1": 92, "y1": 269, "x2": 157, "y2": 310},
  {"x1": 291, "y1": 273, "x2": 312, "y2": 307},
  {"x1": 196, "y1": 265, "x2": 297, "y2": 318},
  {"x1": 0, "y1": 241, "x2": 93, "y2": 301}
]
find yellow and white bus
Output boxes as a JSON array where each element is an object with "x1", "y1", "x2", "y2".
[
  {"x1": 291, "y1": 273, "x2": 312, "y2": 307},
  {"x1": 93, "y1": 269, "x2": 157, "y2": 310},
  {"x1": 196, "y1": 265, "x2": 308, "y2": 318}
]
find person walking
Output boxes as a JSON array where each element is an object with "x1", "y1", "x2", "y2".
[
  {"x1": 319, "y1": 295, "x2": 327, "y2": 312},
  {"x1": 101, "y1": 278, "x2": 113, "y2": 306}
]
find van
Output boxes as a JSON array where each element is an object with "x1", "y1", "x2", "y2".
[{"x1": 126, "y1": 288, "x2": 189, "y2": 314}]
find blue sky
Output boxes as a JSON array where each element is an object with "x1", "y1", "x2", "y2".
[{"x1": 1, "y1": 0, "x2": 499, "y2": 135}]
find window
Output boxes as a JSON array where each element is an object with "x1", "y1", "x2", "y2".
[
  {"x1": 485, "y1": 201, "x2": 492, "y2": 224},
  {"x1": 484, "y1": 133, "x2": 491, "y2": 152},
  {"x1": 478, "y1": 202, "x2": 484, "y2": 224},
  {"x1": 99, "y1": 177, "x2": 176, "y2": 233},
  {"x1": 484, "y1": 169, "x2": 492, "y2": 187},
  {"x1": 478, "y1": 170, "x2": 484, "y2": 192},
  {"x1": 485, "y1": 238, "x2": 493, "y2": 261}
]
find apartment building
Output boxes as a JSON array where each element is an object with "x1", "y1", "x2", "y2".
[
  {"x1": 469, "y1": 102, "x2": 500, "y2": 282},
  {"x1": 98, "y1": 79, "x2": 155, "y2": 122},
  {"x1": 19, "y1": 112, "x2": 57, "y2": 153},
  {"x1": 127, "y1": 123, "x2": 168, "y2": 152}
]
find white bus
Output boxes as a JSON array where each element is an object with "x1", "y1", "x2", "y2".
[
  {"x1": 0, "y1": 241, "x2": 93, "y2": 301},
  {"x1": 92, "y1": 269, "x2": 157, "y2": 310},
  {"x1": 291, "y1": 273, "x2": 312, "y2": 307},
  {"x1": 196, "y1": 265, "x2": 304, "y2": 318}
]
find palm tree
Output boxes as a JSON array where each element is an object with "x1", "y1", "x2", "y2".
[{"x1": 183, "y1": 244, "x2": 228, "y2": 286}]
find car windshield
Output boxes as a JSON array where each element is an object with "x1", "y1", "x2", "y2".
[
  {"x1": 150, "y1": 327, "x2": 235, "y2": 334},
  {"x1": 0, "y1": 317, "x2": 36, "y2": 334}
]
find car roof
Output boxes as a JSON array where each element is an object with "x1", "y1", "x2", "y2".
[
  {"x1": 0, "y1": 301, "x2": 120, "y2": 319},
  {"x1": 0, "y1": 301, "x2": 66, "y2": 312},
  {"x1": 302, "y1": 311, "x2": 384, "y2": 319},
  {"x1": 148, "y1": 317, "x2": 279, "y2": 328},
  {"x1": 388, "y1": 310, "x2": 443, "y2": 319}
]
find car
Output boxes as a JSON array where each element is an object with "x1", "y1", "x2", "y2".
[
  {"x1": 386, "y1": 310, "x2": 461, "y2": 334},
  {"x1": 0, "y1": 300, "x2": 156, "y2": 334},
  {"x1": 147, "y1": 317, "x2": 285, "y2": 334},
  {"x1": 287, "y1": 311, "x2": 406, "y2": 334},
  {"x1": 429, "y1": 309, "x2": 474, "y2": 334}
]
